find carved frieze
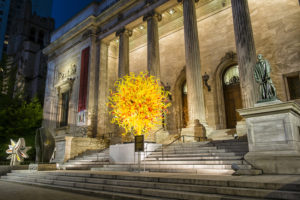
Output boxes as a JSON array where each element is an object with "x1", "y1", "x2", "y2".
[{"x1": 55, "y1": 64, "x2": 77, "y2": 90}]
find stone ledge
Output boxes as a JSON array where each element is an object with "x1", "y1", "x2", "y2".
[
  {"x1": 0, "y1": 165, "x2": 29, "y2": 176},
  {"x1": 245, "y1": 152, "x2": 300, "y2": 174},
  {"x1": 28, "y1": 164, "x2": 57, "y2": 171},
  {"x1": 238, "y1": 101, "x2": 300, "y2": 118}
]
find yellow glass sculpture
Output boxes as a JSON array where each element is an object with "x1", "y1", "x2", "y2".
[{"x1": 108, "y1": 72, "x2": 171, "y2": 137}]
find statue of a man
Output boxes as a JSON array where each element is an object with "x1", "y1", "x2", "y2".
[{"x1": 254, "y1": 54, "x2": 277, "y2": 102}]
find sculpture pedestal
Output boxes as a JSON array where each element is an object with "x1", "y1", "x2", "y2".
[
  {"x1": 238, "y1": 101, "x2": 300, "y2": 174},
  {"x1": 109, "y1": 143, "x2": 161, "y2": 164}
]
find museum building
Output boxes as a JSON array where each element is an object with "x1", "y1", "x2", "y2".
[{"x1": 42, "y1": 0, "x2": 300, "y2": 173}]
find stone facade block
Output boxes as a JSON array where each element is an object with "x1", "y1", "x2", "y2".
[{"x1": 239, "y1": 101, "x2": 300, "y2": 174}]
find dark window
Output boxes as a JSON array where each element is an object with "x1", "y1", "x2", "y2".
[
  {"x1": 0, "y1": 10, "x2": 3, "y2": 15},
  {"x1": 60, "y1": 91, "x2": 70, "y2": 127},
  {"x1": 29, "y1": 27, "x2": 35, "y2": 42},
  {"x1": 287, "y1": 76, "x2": 300, "y2": 100},
  {"x1": 38, "y1": 30, "x2": 44, "y2": 46}
]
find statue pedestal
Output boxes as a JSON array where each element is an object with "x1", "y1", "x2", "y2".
[{"x1": 238, "y1": 101, "x2": 300, "y2": 174}]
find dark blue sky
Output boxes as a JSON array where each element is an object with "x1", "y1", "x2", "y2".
[{"x1": 51, "y1": 0, "x2": 101, "y2": 29}]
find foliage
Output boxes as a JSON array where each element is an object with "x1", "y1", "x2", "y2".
[
  {"x1": 108, "y1": 72, "x2": 171, "y2": 137},
  {"x1": 0, "y1": 56, "x2": 43, "y2": 162},
  {"x1": 0, "y1": 97, "x2": 42, "y2": 161}
]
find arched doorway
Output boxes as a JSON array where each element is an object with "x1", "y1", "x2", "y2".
[
  {"x1": 182, "y1": 81, "x2": 188, "y2": 128},
  {"x1": 223, "y1": 65, "x2": 242, "y2": 128}
]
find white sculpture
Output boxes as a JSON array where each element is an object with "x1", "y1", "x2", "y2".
[{"x1": 6, "y1": 138, "x2": 31, "y2": 166}]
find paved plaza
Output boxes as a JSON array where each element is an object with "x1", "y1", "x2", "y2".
[{"x1": 0, "y1": 180, "x2": 107, "y2": 200}]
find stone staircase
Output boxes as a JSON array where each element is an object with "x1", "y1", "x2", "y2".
[
  {"x1": 1, "y1": 170, "x2": 300, "y2": 200},
  {"x1": 58, "y1": 149, "x2": 110, "y2": 170},
  {"x1": 93, "y1": 139, "x2": 262, "y2": 175}
]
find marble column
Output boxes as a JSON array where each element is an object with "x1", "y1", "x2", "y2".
[
  {"x1": 87, "y1": 30, "x2": 100, "y2": 137},
  {"x1": 143, "y1": 12, "x2": 162, "y2": 78},
  {"x1": 231, "y1": 0, "x2": 258, "y2": 108},
  {"x1": 97, "y1": 42, "x2": 109, "y2": 138},
  {"x1": 116, "y1": 28, "x2": 132, "y2": 78},
  {"x1": 179, "y1": 0, "x2": 206, "y2": 126}
]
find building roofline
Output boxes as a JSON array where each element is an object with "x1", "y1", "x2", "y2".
[{"x1": 51, "y1": 1, "x2": 100, "y2": 41}]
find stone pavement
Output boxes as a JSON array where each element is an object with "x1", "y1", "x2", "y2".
[{"x1": 0, "y1": 180, "x2": 108, "y2": 200}]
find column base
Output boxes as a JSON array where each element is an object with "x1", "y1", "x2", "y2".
[
  {"x1": 236, "y1": 120, "x2": 247, "y2": 137},
  {"x1": 181, "y1": 120, "x2": 207, "y2": 142}
]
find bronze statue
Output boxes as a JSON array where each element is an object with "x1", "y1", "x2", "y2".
[
  {"x1": 35, "y1": 127, "x2": 55, "y2": 163},
  {"x1": 254, "y1": 54, "x2": 277, "y2": 102}
]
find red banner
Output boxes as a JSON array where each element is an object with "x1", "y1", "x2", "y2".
[{"x1": 78, "y1": 46, "x2": 90, "y2": 112}]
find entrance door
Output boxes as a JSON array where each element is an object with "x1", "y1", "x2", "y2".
[
  {"x1": 182, "y1": 81, "x2": 188, "y2": 128},
  {"x1": 223, "y1": 65, "x2": 242, "y2": 129}
]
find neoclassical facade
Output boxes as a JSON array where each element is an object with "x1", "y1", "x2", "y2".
[{"x1": 43, "y1": 0, "x2": 300, "y2": 162}]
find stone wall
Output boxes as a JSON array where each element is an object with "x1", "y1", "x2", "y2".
[
  {"x1": 249, "y1": 0, "x2": 300, "y2": 101},
  {"x1": 43, "y1": 36, "x2": 92, "y2": 138},
  {"x1": 64, "y1": 137, "x2": 107, "y2": 161}
]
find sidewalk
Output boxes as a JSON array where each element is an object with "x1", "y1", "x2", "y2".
[{"x1": 0, "y1": 181, "x2": 108, "y2": 200}]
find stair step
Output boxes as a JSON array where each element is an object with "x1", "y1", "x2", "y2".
[
  {"x1": 75, "y1": 157, "x2": 109, "y2": 160},
  {"x1": 6, "y1": 171, "x2": 299, "y2": 192},
  {"x1": 92, "y1": 167, "x2": 235, "y2": 175},
  {"x1": 59, "y1": 164, "x2": 106, "y2": 170},
  {"x1": 151, "y1": 149, "x2": 247, "y2": 154},
  {"x1": 102, "y1": 163, "x2": 251, "y2": 170},
  {"x1": 2, "y1": 171, "x2": 299, "y2": 200},
  {"x1": 66, "y1": 161, "x2": 109, "y2": 165},
  {"x1": 141, "y1": 160, "x2": 245, "y2": 165},
  {"x1": 145, "y1": 156, "x2": 243, "y2": 161},
  {"x1": 1, "y1": 178, "x2": 168, "y2": 200},
  {"x1": 147, "y1": 152, "x2": 245, "y2": 157}
]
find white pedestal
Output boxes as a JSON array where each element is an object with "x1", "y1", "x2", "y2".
[
  {"x1": 238, "y1": 101, "x2": 300, "y2": 174},
  {"x1": 109, "y1": 143, "x2": 161, "y2": 164}
]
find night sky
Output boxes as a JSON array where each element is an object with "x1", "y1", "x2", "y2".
[{"x1": 51, "y1": 0, "x2": 102, "y2": 29}]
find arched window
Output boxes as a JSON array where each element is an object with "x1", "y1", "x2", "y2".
[{"x1": 223, "y1": 65, "x2": 239, "y2": 86}]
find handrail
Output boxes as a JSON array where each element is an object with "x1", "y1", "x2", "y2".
[{"x1": 161, "y1": 135, "x2": 207, "y2": 161}]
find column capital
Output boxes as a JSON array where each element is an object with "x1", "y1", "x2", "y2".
[
  {"x1": 116, "y1": 28, "x2": 132, "y2": 37},
  {"x1": 177, "y1": 0, "x2": 199, "y2": 3},
  {"x1": 82, "y1": 29, "x2": 97, "y2": 40},
  {"x1": 100, "y1": 40, "x2": 111, "y2": 47},
  {"x1": 143, "y1": 11, "x2": 162, "y2": 22}
]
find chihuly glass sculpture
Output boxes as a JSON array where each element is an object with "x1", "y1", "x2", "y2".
[
  {"x1": 108, "y1": 72, "x2": 171, "y2": 137},
  {"x1": 6, "y1": 138, "x2": 31, "y2": 166}
]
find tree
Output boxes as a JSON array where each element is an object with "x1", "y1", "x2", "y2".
[{"x1": 0, "y1": 56, "x2": 43, "y2": 162}]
